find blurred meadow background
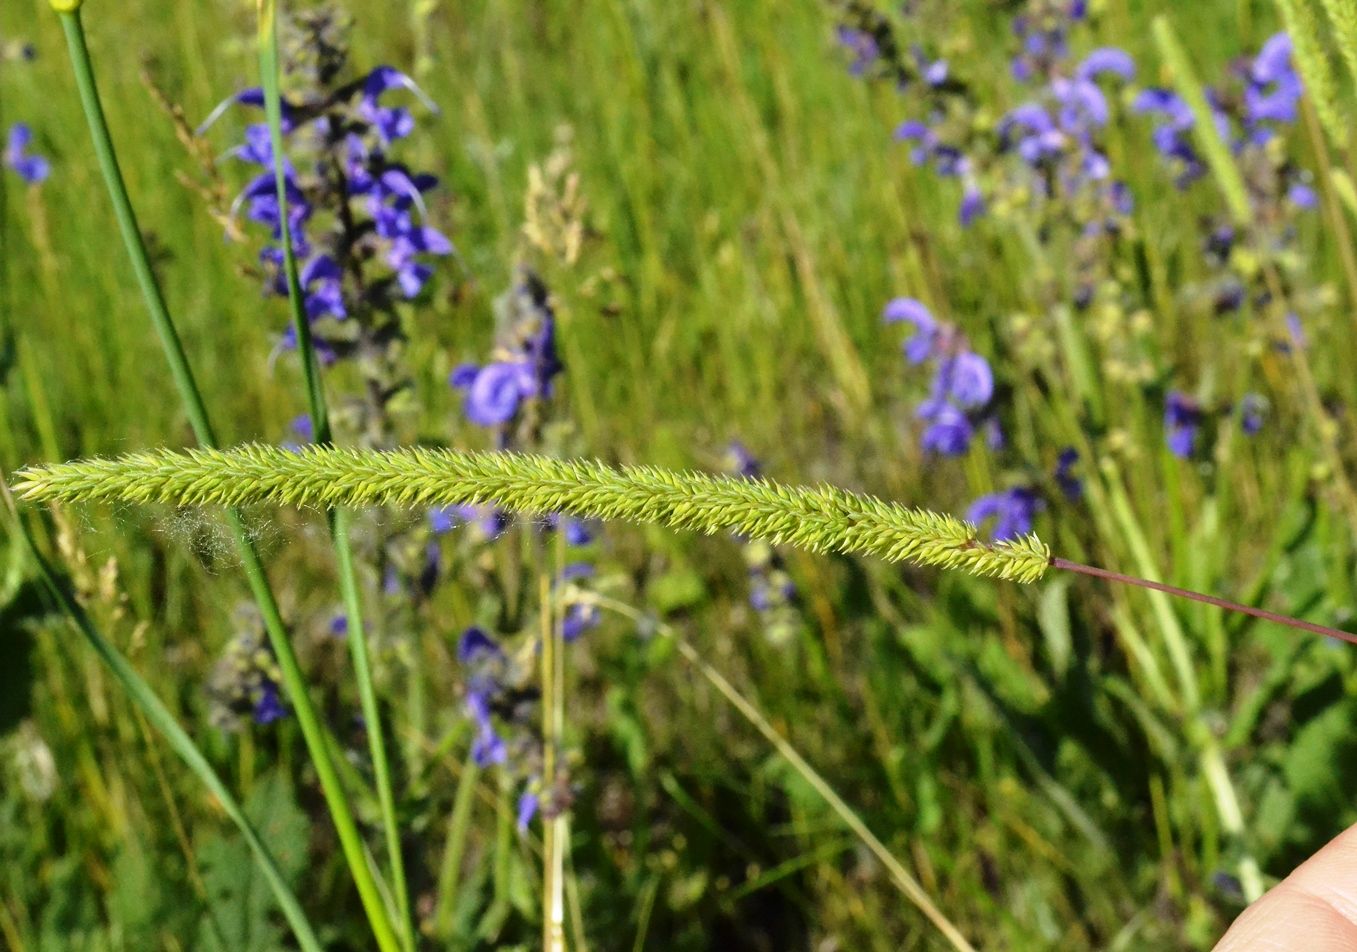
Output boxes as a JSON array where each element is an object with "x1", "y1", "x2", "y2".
[{"x1": 5, "y1": 0, "x2": 1357, "y2": 948}]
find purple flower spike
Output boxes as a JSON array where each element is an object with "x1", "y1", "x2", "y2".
[
  {"x1": 516, "y1": 791, "x2": 539, "y2": 830},
  {"x1": 1164, "y1": 391, "x2": 1204, "y2": 459},
  {"x1": 1054, "y1": 448, "x2": 1083, "y2": 501},
  {"x1": 1077, "y1": 48, "x2": 1136, "y2": 82},
  {"x1": 457, "y1": 627, "x2": 503, "y2": 663},
  {"x1": 1239, "y1": 394, "x2": 1266, "y2": 435},
  {"x1": 463, "y1": 362, "x2": 528, "y2": 426},
  {"x1": 4, "y1": 123, "x2": 50, "y2": 184},
  {"x1": 939, "y1": 352, "x2": 994, "y2": 408},
  {"x1": 917, "y1": 400, "x2": 974, "y2": 456},
  {"x1": 1288, "y1": 182, "x2": 1318, "y2": 209},
  {"x1": 253, "y1": 683, "x2": 287, "y2": 725},
  {"x1": 883, "y1": 297, "x2": 938, "y2": 363},
  {"x1": 362, "y1": 65, "x2": 439, "y2": 113}
]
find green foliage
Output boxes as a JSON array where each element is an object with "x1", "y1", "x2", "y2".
[
  {"x1": 1277, "y1": 0, "x2": 1347, "y2": 137},
  {"x1": 196, "y1": 771, "x2": 310, "y2": 952},
  {"x1": 4, "y1": 0, "x2": 1357, "y2": 948}
]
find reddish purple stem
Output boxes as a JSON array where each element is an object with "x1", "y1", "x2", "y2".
[{"x1": 1050, "y1": 557, "x2": 1357, "y2": 648}]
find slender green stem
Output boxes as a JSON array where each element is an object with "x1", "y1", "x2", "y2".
[
  {"x1": 57, "y1": 9, "x2": 217, "y2": 446},
  {"x1": 539, "y1": 564, "x2": 564, "y2": 952},
  {"x1": 1097, "y1": 459, "x2": 1264, "y2": 902},
  {"x1": 0, "y1": 480, "x2": 324, "y2": 952},
  {"x1": 54, "y1": 11, "x2": 400, "y2": 950},
  {"x1": 433, "y1": 753, "x2": 481, "y2": 938},
  {"x1": 332, "y1": 508, "x2": 412, "y2": 946},
  {"x1": 256, "y1": 3, "x2": 412, "y2": 943},
  {"x1": 1152, "y1": 15, "x2": 1252, "y2": 225},
  {"x1": 257, "y1": 0, "x2": 328, "y2": 440}
]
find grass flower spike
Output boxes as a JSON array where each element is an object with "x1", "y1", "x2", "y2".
[{"x1": 14, "y1": 445, "x2": 1054, "y2": 584}]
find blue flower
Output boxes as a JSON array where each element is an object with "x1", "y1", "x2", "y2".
[
  {"x1": 197, "y1": 87, "x2": 299, "y2": 137},
  {"x1": 458, "y1": 628, "x2": 510, "y2": 767},
  {"x1": 1051, "y1": 77, "x2": 1110, "y2": 133},
  {"x1": 959, "y1": 187, "x2": 987, "y2": 226},
  {"x1": 725, "y1": 441, "x2": 763, "y2": 478},
  {"x1": 429, "y1": 504, "x2": 507, "y2": 540},
  {"x1": 458, "y1": 626, "x2": 502, "y2": 663},
  {"x1": 1054, "y1": 448, "x2": 1083, "y2": 501},
  {"x1": 1239, "y1": 394, "x2": 1266, "y2": 435},
  {"x1": 1246, "y1": 34, "x2": 1302, "y2": 122},
  {"x1": 451, "y1": 298, "x2": 563, "y2": 430},
  {"x1": 563, "y1": 518, "x2": 597, "y2": 546},
  {"x1": 1133, "y1": 89, "x2": 1204, "y2": 184},
  {"x1": 968, "y1": 487, "x2": 1044, "y2": 542},
  {"x1": 1288, "y1": 182, "x2": 1318, "y2": 209},
  {"x1": 883, "y1": 297, "x2": 938, "y2": 363},
  {"x1": 252, "y1": 683, "x2": 287, "y2": 725},
  {"x1": 935, "y1": 352, "x2": 994, "y2": 408},
  {"x1": 516, "y1": 791, "x2": 539, "y2": 830},
  {"x1": 358, "y1": 66, "x2": 438, "y2": 146},
  {"x1": 1164, "y1": 391, "x2": 1204, "y2": 458},
  {"x1": 458, "y1": 362, "x2": 530, "y2": 426},
  {"x1": 1077, "y1": 48, "x2": 1136, "y2": 83},
  {"x1": 471, "y1": 718, "x2": 507, "y2": 768},
  {"x1": 562, "y1": 601, "x2": 599, "y2": 642},
  {"x1": 836, "y1": 25, "x2": 881, "y2": 77},
  {"x1": 4, "y1": 123, "x2": 49, "y2": 184},
  {"x1": 300, "y1": 255, "x2": 347, "y2": 319},
  {"x1": 1001, "y1": 102, "x2": 1065, "y2": 165},
  {"x1": 289, "y1": 414, "x2": 313, "y2": 442},
  {"x1": 917, "y1": 399, "x2": 974, "y2": 456}
]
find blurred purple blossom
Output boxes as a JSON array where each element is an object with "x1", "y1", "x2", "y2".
[
  {"x1": 1164, "y1": 391, "x2": 1204, "y2": 459},
  {"x1": 4, "y1": 123, "x2": 49, "y2": 184},
  {"x1": 968, "y1": 487, "x2": 1044, "y2": 542}
]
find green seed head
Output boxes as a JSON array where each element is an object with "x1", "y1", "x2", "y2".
[{"x1": 14, "y1": 445, "x2": 1052, "y2": 585}]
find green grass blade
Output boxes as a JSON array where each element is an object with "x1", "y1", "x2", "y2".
[
  {"x1": 53, "y1": 10, "x2": 402, "y2": 950},
  {"x1": 0, "y1": 481, "x2": 324, "y2": 952},
  {"x1": 1151, "y1": 15, "x2": 1253, "y2": 226},
  {"x1": 256, "y1": 3, "x2": 414, "y2": 944}
]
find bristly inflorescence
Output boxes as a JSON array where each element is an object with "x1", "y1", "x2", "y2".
[{"x1": 15, "y1": 446, "x2": 1052, "y2": 584}]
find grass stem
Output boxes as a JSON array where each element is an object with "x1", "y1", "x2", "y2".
[
  {"x1": 54, "y1": 11, "x2": 401, "y2": 949},
  {"x1": 256, "y1": 2, "x2": 413, "y2": 944}
]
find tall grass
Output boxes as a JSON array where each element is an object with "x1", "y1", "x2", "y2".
[{"x1": 4, "y1": 0, "x2": 1357, "y2": 948}]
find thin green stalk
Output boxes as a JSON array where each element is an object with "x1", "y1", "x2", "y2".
[
  {"x1": 1152, "y1": 16, "x2": 1252, "y2": 226},
  {"x1": 539, "y1": 564, "x2": 565, "y2": 952},
  {"x1": 256, "y1": 0, "x2": 329, "y2": 441},
  {"x1": 433, "y1": 753, "x2": 481, "y2": 938},
  {"x1": 57, "y1": 7, "x2": 217, "y2": 446},
  {"x1": 593, "y1": 596, "x2": 977, "y2": 952},
  {"x1": 0, "y1": 480, "x2": 324, "y2": 952},
  {"x1": 1277, "y1": 0, "x2": 1346, "y2": 140},
  {"x1": 1096, "y1": 458, "x2": 1264, "y2": 902},
  {"x1": 53, "y1": 10, "x2": 401, "y2": 950},
  {"x1": 256, "y1": 3, "x2": 412, "y2": 942}
]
